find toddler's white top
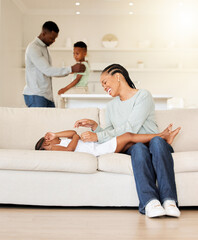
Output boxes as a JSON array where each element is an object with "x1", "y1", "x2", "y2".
[{"x1": 57, "y1": 137, "x2": 117, "y2": 157}]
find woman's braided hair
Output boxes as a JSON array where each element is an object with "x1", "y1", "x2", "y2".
[{"x1": 102, "y1": 64, "x2": 136, "y2": 89}]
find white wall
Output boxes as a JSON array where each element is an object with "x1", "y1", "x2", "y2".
[
  {"x1": 0, "y1": 0, "x2": 2, "y2": 104},
  {"x1": 1, "y1": 3, "x2": 198, "y2": 108},
  {"x1": 0, "y1": 0, "x2": 24, "y2": 107},
  {"x1": 0, "y1": 0, "x2": 3, "y2": 106},
  {"x1": 22, "y1": 14, "x2": 198, "y2": 108},
  {"x1": 22, "y1": 14, "x2": 198, "y2": 50}
]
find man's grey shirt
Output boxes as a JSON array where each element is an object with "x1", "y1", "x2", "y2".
[{"x1": 23, "y1": 37, "x2": 71, "y2": 101}]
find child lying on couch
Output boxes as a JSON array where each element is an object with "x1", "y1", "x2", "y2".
[{"x1": 35, "y1": 124, "x2": 180, "y2": 157}]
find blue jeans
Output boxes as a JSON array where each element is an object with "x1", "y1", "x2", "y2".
[
  {"x1": 24, "y1": 95, "x2": 55, "y2": 108},
  {"x1": 125, "y1": 136, "x2": 178, "y2": 214}
]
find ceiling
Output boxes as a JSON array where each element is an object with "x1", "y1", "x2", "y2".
[{"x1": 12, "y1": 0, "x2": 196, "y2": 16}]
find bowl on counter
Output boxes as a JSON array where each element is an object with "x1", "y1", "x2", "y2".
[{"x1": 102, "y1": 40, "x2": 118, "y2": 48}]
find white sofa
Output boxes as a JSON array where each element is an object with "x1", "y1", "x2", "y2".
[{"x1": 0, "y1": 107, "x2": 198, "y2": 207}]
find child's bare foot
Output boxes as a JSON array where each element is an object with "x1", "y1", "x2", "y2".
[
  {"x1": 160, "y1": 124, "x2": 173, "y2": 138},
  {"x1": 166, "y1": 127, "x2": 181, "y2": 145},
  {"x1": 167, "y1": 123, "x2": 173, "y2": 132},
  {"x1": 160, "y1": 124, "x2": 181, "y2": 144}
]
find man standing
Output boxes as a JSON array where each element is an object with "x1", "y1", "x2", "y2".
[{"x1": 23, "y1": 21, "x2": 85, "y2": 108}]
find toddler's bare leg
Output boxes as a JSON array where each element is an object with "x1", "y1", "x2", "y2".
[
  {"x1": 115, "y1": 132, "x2": 160, "y2": 153},
  {"x1": 114, "y1": 124, "x2": 181, "y2": 153}
]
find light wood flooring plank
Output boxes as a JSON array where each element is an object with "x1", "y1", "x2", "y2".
[{"x1": 0, "y1": 206, "x2": 197, "y2": 240}]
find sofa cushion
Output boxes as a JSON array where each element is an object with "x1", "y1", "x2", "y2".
[
  {"x1": 155, "y1": 109, "x2": 198, "y2": 152},
  {"x1": 98, "y1": 152, "x2": 198, "y2": 176},
  {"x1": 98, "y1": 153, "x2": 133, "y2": 175},
  {"x1": 172, "y1": 151, "x2": 198, "y2": 173},
  {"x1": 0, "y1": 107, "x2": 99, "y2": 150},
  {"x1": 0, "y1": 149, "x2": 97, "y2": 174}
]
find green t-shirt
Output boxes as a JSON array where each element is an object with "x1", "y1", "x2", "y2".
[{"x1": 74, "y1": 61, "x2": 90, "y2": 87}]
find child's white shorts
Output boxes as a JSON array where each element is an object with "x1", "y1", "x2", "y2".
[{"x1": 59, "y1": 137, "x2": 117, "y2": 156}]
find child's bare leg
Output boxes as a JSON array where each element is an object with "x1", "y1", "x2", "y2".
[
  {"x1": 115, "y1": 124, "x2": 181, "y2": 153},
  {"x1": 121, "y1": 142, "x2": 135, "y2": 153},
  {"x1": 115, "y1": 132, "x2": 161, "y2": 153}
]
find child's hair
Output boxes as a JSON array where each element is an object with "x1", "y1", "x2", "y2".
[
  {"x1": 102, "y1": 64, "x2": 136, "y2": 89},
  {"x1": 74, "y1": 41, "x2": 87, "y2": 51},
  {"x1": 35, "y1": 137, "x2": 45, "y2": 150}
]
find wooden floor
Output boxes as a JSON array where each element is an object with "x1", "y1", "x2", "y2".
[{"x1": 0, "y1": 205, "x2": 197, "y2": 240}]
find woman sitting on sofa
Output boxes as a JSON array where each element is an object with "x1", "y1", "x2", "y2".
[
  {"x1": 35, "y1": 125, "x2": 180, "y2": 157},
  {"x1": 74, "y1": 63, "x2": 181, "y2": 218}
]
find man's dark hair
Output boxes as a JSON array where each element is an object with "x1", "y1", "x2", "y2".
[
  {"x1": 35, "y1": 137, "x2": 45, "y2": 150},
  {"x1": 42, "y1": 21, "x2": 59, "y2": 33},
  {"x1": 74, "y1": 41, "x2": 87, "y2": 50}
]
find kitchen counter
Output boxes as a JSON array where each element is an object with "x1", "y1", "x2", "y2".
[{"x1": 60, "y1": 94, "x2": 172, "y2": 110}]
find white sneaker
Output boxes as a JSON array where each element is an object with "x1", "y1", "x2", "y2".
[
  {"x1": 163, "y1": 200, "x2": 181, "y2": 218},
  {"x1": 145, "y1": 199, "x2": 166, "y2": 218}
]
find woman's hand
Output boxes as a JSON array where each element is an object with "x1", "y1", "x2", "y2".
[
  {"x1": 45, "y1": 132, "x2": 56, "y2": 141},
  {"x1": 74, "y1": 119, "x2": 98, "y2": 131},
  {"x1": 81, "y1": 131, "x2": 98, "y2": 142}
]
